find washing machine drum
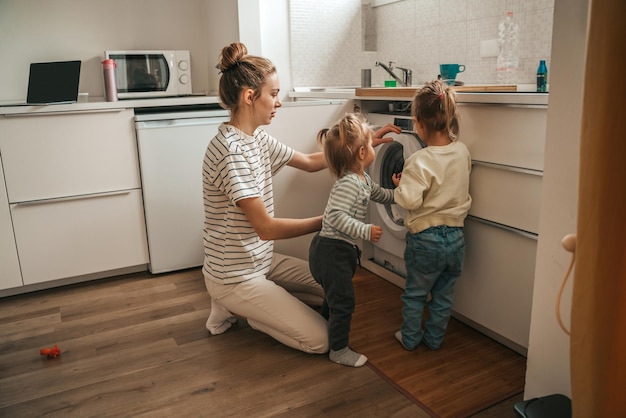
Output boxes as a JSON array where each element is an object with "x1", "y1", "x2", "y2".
[{"x1": 371, "y1": 131, "x2": 423, "y2": 235}]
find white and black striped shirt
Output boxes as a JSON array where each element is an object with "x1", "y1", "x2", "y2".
[
  {"x1": 320, "y1": 172, "x2": 394, "y2": 245},
  {"x1": 202, "y1": 123, "x2": 293, "y2": 284}
]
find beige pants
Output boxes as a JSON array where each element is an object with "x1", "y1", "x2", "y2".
[{"x1": 204, "y1": 253, "x2": 329, "y2": 354}]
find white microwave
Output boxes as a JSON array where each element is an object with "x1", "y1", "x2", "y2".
[{"x1": 104, "y1": 50, "x2": 192, "y2": 99}]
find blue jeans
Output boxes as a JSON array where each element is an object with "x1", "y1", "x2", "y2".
[{"x1": 400, "y1": 225, "x2": 465, "y2": 350}]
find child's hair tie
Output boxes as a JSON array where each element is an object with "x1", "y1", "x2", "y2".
[{"x1": 438, "y1": 93, "x2": 443, "y2": 99}]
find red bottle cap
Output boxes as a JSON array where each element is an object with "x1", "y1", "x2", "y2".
[{"x1": 102, "y1": 59, "x2": 116, "y2": 69}]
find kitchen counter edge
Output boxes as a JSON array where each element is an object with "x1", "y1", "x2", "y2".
[
  {"x1": 290, "y1": 90, "x2": 548, "y2": 106},
  {"x1": 0, "y1": 96, "x2": 222, "y2": 116},
  {"x1": 0, "y1": 96, "x2": 350, "y2": 116}
]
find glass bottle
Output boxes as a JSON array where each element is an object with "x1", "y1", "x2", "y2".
[{"x1": 536, "y1": 60, "x2": 548, "y2": 92}]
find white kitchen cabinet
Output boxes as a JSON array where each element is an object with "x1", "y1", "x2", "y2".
[
  {"x1": 0, "y1": 109, "x2": 148, "y2": 286},
  {"x1": 468, "y1": 162, "x2": 543, "y2": 234},
  {"x1": 263, "y1": 100, "x2": 353, "y2": 260},
  {"x1": 453, "y1": 103, "x2": 548, "y2": 355},
  {"x1": 459, "y1": 103, "x2": 547, "y2": 171},
  {"x1": 0, "y1": 157, "x2": 22, "y2": 290},
  {"x1": 11, "y1": 190, "x2": 147, "y2": 285},
  {"x1": 455, "y1": 217, "x2": 538, "y2": 349},
  {"x1": 0, "y1": 109, "x2": 141, "y2": 202}
]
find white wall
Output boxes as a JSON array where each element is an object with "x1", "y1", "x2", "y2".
[
  {"x1": 258, "y1": 0, "x2": 292, "y2": 101},
  {"x1": 205, "y1": 0, "x2": 240, "y2": 96},
  {"x1": 237, "y1": 0, "x2": 292, "y2": 102},
  {"x1": 0, "y1": 0, "x2": 238, "y2": 101},
  {"x1": 524, "y1": 0, "x2": 588, "y2": 399},
  {"x1": 289, "y1": 0, "x2": 555, "y2": 87}
]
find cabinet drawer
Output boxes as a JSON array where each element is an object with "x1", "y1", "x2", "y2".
[
  {"x1": 0, "y1": 158, "x2": 22, "y2": 290},
  {"x1": 453, "y1": 217, "x2": 537, "y2": 349},
  {"x1": 0, "y1": 109, "x2": 140, "y2": 202},
  {"x1": 469, "y1": 162, "x2": 543, "y2": 234},
  {"x1": 458, "y1": 104, "x2": 547, "y2": 171},
  {"x1": 11, "y1": 189, "x2": 148, "y2": 285}
]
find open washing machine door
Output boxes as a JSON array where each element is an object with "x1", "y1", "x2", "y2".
[
  {"x1": 364, "y1": 113, "x2": 424, "y2": 274},
  {"x1": 370, "y1": 127, "x2": 424, "y2": 240}
]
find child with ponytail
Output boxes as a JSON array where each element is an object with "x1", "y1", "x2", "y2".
[{"x1": 392, "y1": 79, "x2": 472, "y2": 351}]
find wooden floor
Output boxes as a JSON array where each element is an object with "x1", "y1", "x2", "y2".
[
  {"x1": 0, "y1": 267, "x2": 521, "y2": 417},
  {"x1": 350, "y1": 268, "x2": 526, "y2": 417}
]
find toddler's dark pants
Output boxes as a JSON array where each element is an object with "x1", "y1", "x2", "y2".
[{"x1": 309, "y1": 233, "x2": 359, "y2": 351}]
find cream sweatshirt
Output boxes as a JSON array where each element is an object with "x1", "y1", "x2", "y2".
[{"x1": 394, "y1": 141, "x2": 472, "y2": 234}]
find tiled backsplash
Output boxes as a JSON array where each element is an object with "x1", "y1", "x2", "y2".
[{"x1": 290, "y1": 0, "x2": 554, "y2": 87}]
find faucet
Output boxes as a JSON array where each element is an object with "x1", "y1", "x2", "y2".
[{"x1": 375, "y1": 61, "x2": 412, "y2": 87}]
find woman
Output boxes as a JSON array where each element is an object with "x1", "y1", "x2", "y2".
[{"x1": 202, "y1": 42, "x2": 399, "y2": 354}]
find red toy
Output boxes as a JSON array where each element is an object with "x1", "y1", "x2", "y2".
[{"x1": 40, "y1": 344, "x2": 61, "y2": 358}]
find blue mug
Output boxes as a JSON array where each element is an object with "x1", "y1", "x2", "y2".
[{"x1": 439, "y1": 64, "x2": 466, "y2": 85}]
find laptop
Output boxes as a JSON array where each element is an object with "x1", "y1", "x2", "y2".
[{"x1": 26, "y1": 60, "x2": 81, "y2": 105}]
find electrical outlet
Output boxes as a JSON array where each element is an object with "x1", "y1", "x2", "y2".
[{"x1": 480, "y1": 39, "x2": 499, "y2": 58}]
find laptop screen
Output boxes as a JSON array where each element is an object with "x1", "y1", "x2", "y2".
[{"x1": 27, "y1": 60, "x2": 81, "y2": 104}]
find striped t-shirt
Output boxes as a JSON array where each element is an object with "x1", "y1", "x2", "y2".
[
  {"x1": 202, "y1": 123, "x2": 294, "y2": 284},
  {"x1": 320, "y1": 172, "x2": 394, "y2": 245}
]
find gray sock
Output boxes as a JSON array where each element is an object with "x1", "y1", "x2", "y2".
[
  {"x1": 329, "y1": 347, "x2": 367, "y2": 367},
  {"x1": 395, "y1": 330, "x2": 415, "y2": 351}
]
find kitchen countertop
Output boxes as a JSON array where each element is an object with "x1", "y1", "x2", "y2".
[
  {"x1": 0, "y1": 95, "x2": 222, "y2": 116},
  {"x1": 0, "y1": 85, "x2": 548, "y2": 116},
  {"x1": 0, "y1": 95, "x2": 349, "y2": 116},
  {"x1": 290, "y1": 85, "x2": 549, "y2": 106}
]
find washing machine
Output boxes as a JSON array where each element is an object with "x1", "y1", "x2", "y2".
[{"x1": 365, "y1": 112, "x2": 425, "y2": 279}]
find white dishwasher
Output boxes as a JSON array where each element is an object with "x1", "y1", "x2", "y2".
[{"x1": 135, "y1": 106, "x2": 229, "y2": 273}]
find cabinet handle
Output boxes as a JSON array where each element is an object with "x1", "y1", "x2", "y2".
[
  {"x1": 472, "y1": 160, "x2": 543, "y2": 176},
  {"x1": 2, "y1": 108, "x2": 125, "y2": 117},
  {"x1": 458, "y1": 102, "x2": 547, "y2": 110},
  {"x1": 467, "y1": 215, "x2": 538, "y2": 241},
  {"x1": 12, "y1": 190, "x2": 131, "y2": 207},
  {"x1": 136, "y1": 117, "x2": 228, "y2": 129}
]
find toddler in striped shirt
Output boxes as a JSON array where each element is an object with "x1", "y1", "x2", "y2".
[{"x1": 309, "y1": 113, "x2": 400, "y2": 367}]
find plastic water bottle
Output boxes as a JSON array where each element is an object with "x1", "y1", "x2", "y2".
[
  {"x1": 536, "y1": 60, "x2": 548, "y2": 92},
  {"x1": 496, "y1": 11, "x2": 519, "y2": 85}
]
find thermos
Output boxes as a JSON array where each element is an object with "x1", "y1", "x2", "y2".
[{"x1": 102, "y1": 59, "x2": 118, "y2": 102}]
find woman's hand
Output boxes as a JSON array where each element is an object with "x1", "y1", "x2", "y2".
[{"x1": 372, "y1": 123, "x2": 401, "y2": 147}]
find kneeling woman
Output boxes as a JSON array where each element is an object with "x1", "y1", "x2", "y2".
[
  {"x1": 202, "y1": 42, "x2": 328, "y2": 353},
  {"x1": 203, "y1": 42, "x2": 397, "y2": 355}
]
